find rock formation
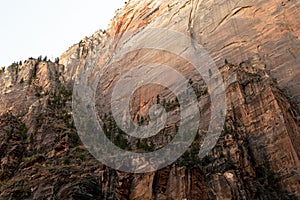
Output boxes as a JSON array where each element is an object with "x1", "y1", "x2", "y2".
[{"x1": 0, "y1": 0, "x2": 299, "y2": 199}]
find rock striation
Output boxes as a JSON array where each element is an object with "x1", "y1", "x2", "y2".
[{"x1": 0, "y1": 0, "x2": 299, "y2": 199}]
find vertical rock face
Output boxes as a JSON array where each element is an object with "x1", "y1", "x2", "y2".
[
  {"x1": 220, "y1": 62, "x2": 300, "y2": 198},
  {"x1": 104, "y1": 0, "x2": 300, "y2": 119},
  {"x1": 0, "y1": 0, "x2": 300, "y2": 199}
]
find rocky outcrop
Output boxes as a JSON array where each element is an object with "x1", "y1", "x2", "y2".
[
  {"x1": 103, "y1": 0, "x2": 300, "y2": 120},
  {"x1": 0, "y1": 0, "x2": 299, "y2": 199},
  {"x1": 0, "y1": 56, "x2": 299, "y2": 199},
  {"x1": 61, "y1": 0, "x2": 300, "y2": 119}
]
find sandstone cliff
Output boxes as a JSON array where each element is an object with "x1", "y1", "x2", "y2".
[{"x1": 0, "y1": 0, "x2": 299, "y2": 199}]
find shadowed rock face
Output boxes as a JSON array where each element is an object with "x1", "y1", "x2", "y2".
[{"x1": 0, "y1": 0, "x2": 299, "y2": 199}]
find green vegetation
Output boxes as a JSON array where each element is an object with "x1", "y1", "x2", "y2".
[
  {"x1": 19, "y1": 78, "x2": 24, "y2": 84},
  {"x1": 225, "y1": 160, "x2": 237, "y2": 170},
  {"x1": 156, "y1": 94, "x2": 160, "y2": 104},
  {"x1": 102, "y1": 115, "x2": 131, "y2": 150},
  {"x1": 17, "y1": 123, "x2": 28, "y2": 143},
  {"x1": 223, "y1": 124, "x2": 235, "y2": 135},
  {"x1": 200, "y1": 155, "x2": 214, "y2": 166},
  {"x1": 69, "y1": 131, "x2": 80, "y2": 146},
  {"x1": 136, "y1": 139, "x2": 155, "y2": 152},
  {"x1": 34, "y1": 85, "x2": 43, "y2": 98},
  {"x1": 208, "y1": 69, "x2": 212, "y2": 78},
  {"x1": 194, "y1": 86, "x2": 208, "y2": 98},
  {"x1": 37, "y1": 56, "x2": 42, "y2": 62},
  {"x1": 63, "y1": 157, "x2": 70, "y2": 165},
  {"x1": 55, "y1": 57, "x2": 60, "y2": 64},
  {"x1": 10, "y1": 183, "x2": 31, "y2": 199},
  {"x1": 176, "y1": 133, "x2": 205, "y2": 167},
  {"x1": 48, "y1": 85, "x2": 72, "y2": 110},
  {"x1": 253, "y1": 153, "x2": 279, "y2": 189},
  {"x1": 188, "y1": 78, "x2": 193, "y2": 85},
  {"x1": 28, "y1": 62, "x2": 38, "y2": 85}
]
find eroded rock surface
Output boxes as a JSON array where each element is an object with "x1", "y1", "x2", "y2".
[{"x1": 0, "y1": 0, "x2": 299, "y2": 199}]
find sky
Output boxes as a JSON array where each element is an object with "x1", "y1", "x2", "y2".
[{"x1": 0, "y1": 0, "x2": 125, "y2": 67}]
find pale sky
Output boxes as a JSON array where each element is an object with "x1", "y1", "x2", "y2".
[{"x1": 0, "y1": 0, "x2": 125, "y2": 67}]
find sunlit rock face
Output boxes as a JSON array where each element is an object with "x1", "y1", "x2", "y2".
[
  {"x1": 0, "y1": 0, "x2": 299, "y2": 199},
  {"x1": 104, "y1": 0, "x2": 300, "y2": 119}
]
